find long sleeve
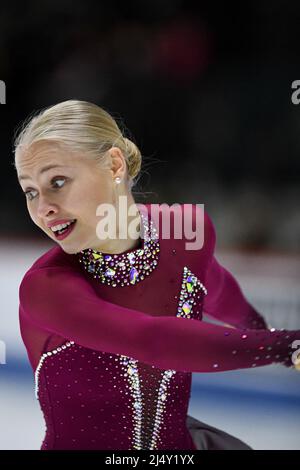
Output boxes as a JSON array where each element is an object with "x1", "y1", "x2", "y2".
[
  {"x1": 203, "y1": 255, "x2": 268, "y2": 330},
  {"x1": 19, "y1": 266, "x2": 299, "y2": 373},
  {"x1": 202, "y1": 210, "x2": 268, "y2": 330}
]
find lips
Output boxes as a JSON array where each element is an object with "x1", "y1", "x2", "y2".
[
  {"x1": 47, "y1": 218, "x2": 75, "y2": 228},
  {"x1": 53, "y1": 219, "x2": 77, "y2": 240}
]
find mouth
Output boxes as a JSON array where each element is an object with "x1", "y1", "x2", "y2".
[{"x1": 52, "y1": 219, "x2": 77, "y2": 240}]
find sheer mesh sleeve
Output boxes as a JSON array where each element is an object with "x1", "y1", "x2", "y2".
[{"x1": 19, "y1": 266, "x2": 299, "y2": 373}]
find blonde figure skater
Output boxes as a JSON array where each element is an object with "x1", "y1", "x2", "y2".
[{"x1": 14, "y1": 100, "x2": 300, "y2": 450}]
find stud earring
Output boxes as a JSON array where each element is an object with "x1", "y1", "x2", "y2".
[{"x1": 115, "y1": 177, "x2": 121, "y2": 184}]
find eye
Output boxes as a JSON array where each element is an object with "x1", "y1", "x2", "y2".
[
  {"x1": 23, "y1": 176, "x2": 67, "y2": 201},
  {"x1": 24, "y1": 189, "x2": 38, "y2": 201},
  {"x1": 51, "y1": 176, "x2": 66, "y2": 188}
]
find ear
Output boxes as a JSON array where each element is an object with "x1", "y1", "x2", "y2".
[{"x1": 108, "y1": 146, "x2": 126, "y2": 179}]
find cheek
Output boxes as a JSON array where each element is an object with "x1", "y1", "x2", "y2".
[
  {"x1": 26, "y1": 205, "x2": 35, "y2": 221},
  {"x1": 30, "y1": 210, "x2": 40, "y2": 225},
  {"x1": 88, "y1": 184, "x2": 114, "y2": 208},
  {"x1": 67, "y1": 179, "x2": 114, "y2": 221}
]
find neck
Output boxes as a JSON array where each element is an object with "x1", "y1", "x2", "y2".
[{"x1": 91, "y1": 197, "x2": 142, "y2": 255}]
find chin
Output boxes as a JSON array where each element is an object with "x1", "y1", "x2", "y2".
[{"x1": 58, "y1": 244, "x2": 81, "y2": 255}]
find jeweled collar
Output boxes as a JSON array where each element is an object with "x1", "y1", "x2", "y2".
[{"x1": 76, "y1": 210, "x2": 160, "y2": 287}]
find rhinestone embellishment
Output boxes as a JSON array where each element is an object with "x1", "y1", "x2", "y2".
[
  {"x1": 177, "y1": 267, "x2": 207, "y2": 320},
  {"x1": 118, "y1": 355, "x2": 176, "y2": 450},
  {"x1": 76, "y1": 212, "x2": 160, "y2": 287},
  {"x1": 35, "y1": 341, "x2": 75, "y2": 399}
]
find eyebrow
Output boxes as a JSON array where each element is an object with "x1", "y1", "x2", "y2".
[{"x1": 18, "y1": 165, "x2": 66, "y2": 182}]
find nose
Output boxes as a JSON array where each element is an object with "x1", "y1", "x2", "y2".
[{"x1": 36, "y1": 194, "x2": 58, "y2": 220}]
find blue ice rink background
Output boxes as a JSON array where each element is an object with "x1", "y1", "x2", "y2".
[{"x1": 1, "y1": 239, "x2": 299, "y2": 450}]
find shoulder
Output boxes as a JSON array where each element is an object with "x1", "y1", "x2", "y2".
[
  {"x1": 27, "y1": 244, "x2": 80, "y2": 270},
  {"x1": 20, "y1": 244, "x2": 82, "y2": 286},
  {"x1": 19, "y1": 257, "x2": 92, "y2": 313}
]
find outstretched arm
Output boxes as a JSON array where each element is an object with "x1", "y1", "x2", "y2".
[{"x1": 19, "y1": 266, "x2": 299, "y2": 373}]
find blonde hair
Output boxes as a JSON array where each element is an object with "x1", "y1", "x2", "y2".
[{"x1": 13, "y1": 99, "x2": 142, "y2": 191}]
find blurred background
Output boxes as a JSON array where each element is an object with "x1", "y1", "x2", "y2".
[{"x1": 0, "y1": 0, "x2": 299, "y2": 450}]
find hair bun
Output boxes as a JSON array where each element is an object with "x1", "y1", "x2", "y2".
[{"x1": 123, "y1": 137, "x2": 142, "y2": 179}]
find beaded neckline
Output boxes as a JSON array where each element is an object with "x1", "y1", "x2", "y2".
[{"x1": 76, "y1": 210, "x2": 160, "y2": 287}]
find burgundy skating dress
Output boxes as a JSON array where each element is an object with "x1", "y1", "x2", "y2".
[{"x1": 18, "y1": 203, "x2": 299, "y2": 450}]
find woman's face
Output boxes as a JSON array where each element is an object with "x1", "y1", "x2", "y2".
[{"x1": 16, "y1": 141, "x2": 120, "y2": 254}]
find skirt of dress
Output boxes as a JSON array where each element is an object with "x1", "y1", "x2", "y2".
[{"x1": 186, "y1": 414, "x2": 253, "y2": 450}]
